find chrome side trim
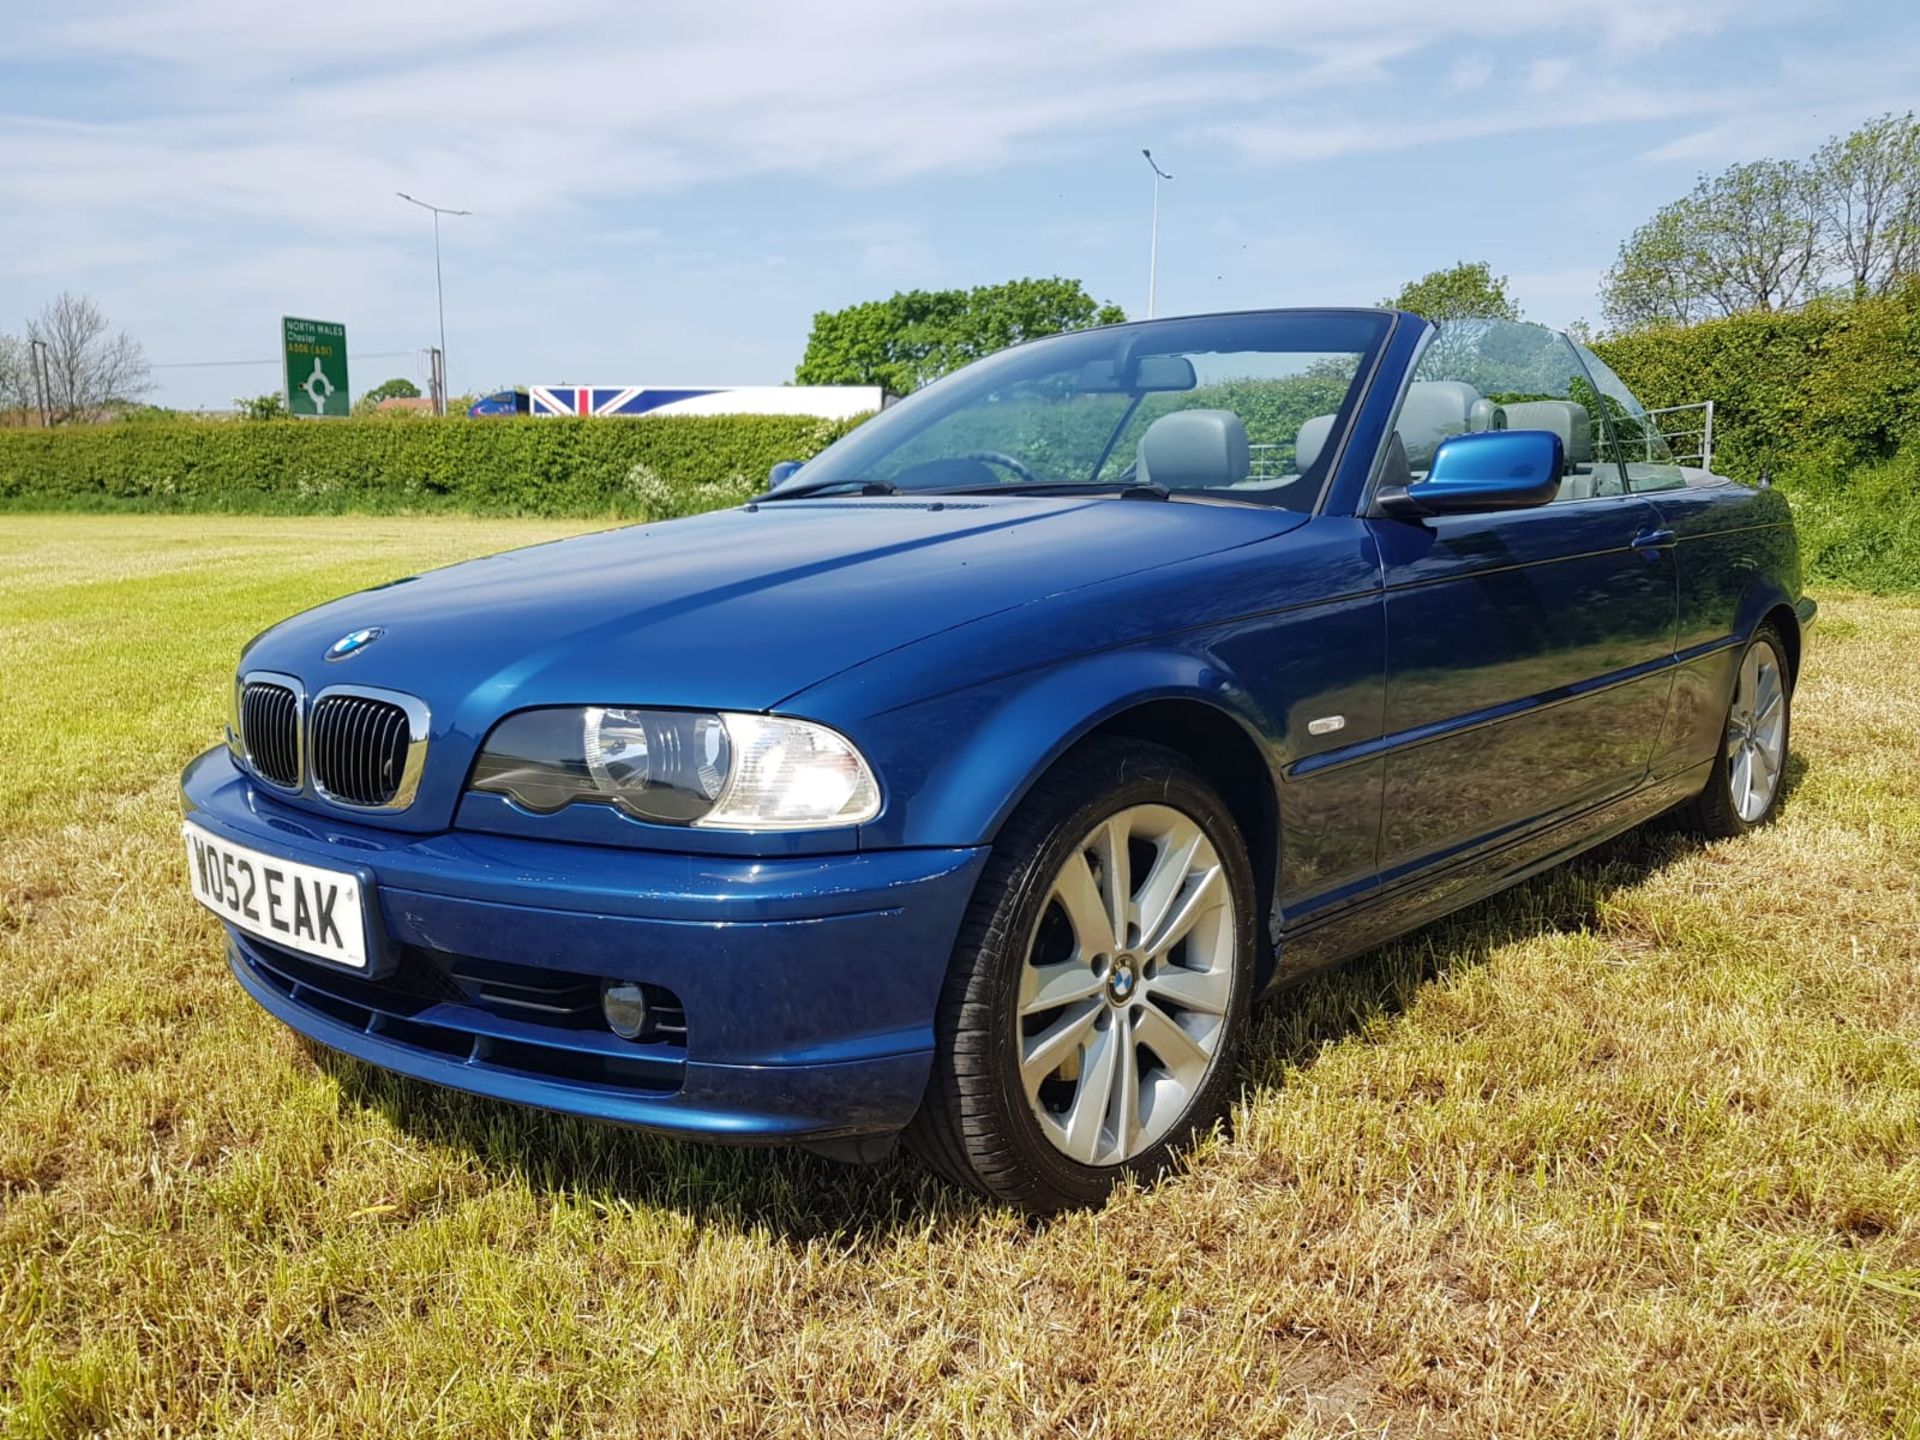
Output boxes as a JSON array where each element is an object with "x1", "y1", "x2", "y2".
[{"x1": 309, "y1": 684, "x2": 431, "y2": 812}]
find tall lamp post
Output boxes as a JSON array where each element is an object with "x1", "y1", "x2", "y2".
[
  {"x1": 28, "y1": 337, "x2": 51, "y2": 427},
  {"x1": 1141, "y1": 149, "x2": 1172, "y2": 319},
  {"x1": 396, "y1": 191, "x2": 471, "y2": 414}
]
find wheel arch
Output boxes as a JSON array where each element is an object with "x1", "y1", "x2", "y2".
[
  {"x1": 1761, "y1": 601, "x2": 1803, "y2": 686},
  {"x1": 903, "y1": 655, "x2": 1279, "y2": 836},
  {"x1": 1731, "y1": 573, "x2": 1800, "y2": 681},
  {"x1": 1073, "y1": 699, "x2": 1279, "y2": 939},
  {"x1": 886, "y1": 650, "x2": 1284, "y2": 963}
]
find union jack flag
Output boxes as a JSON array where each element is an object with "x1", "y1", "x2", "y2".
[{"x1": 528, "y1": 385, "x2": 722, "y2": 417}]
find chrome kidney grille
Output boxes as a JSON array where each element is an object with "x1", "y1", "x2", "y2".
[
  {"x1": 238, "y1": 679, "x2": 301, "y2": 788},
  {"x1": 236, "y1": 678, "x2": 428, "y2": 810},
  {"x1": 311, "y1": 693, "x2": 417, "y2": 807}
]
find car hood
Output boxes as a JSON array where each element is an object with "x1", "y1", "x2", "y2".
[
  {"x1": 240, "y1": 495, "x2": 1307, "y2": 830},
  {"x1": 246, "y1": 496, "x2": 1307, "y2": 718}
]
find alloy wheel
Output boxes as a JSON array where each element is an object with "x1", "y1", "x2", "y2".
[
  {"x1": 1726, "y1": 638, "x2": 1787, "y2": 823},
  {"x1": 1015, "y1": 803, "x2": 1236, "y2": 1167}
]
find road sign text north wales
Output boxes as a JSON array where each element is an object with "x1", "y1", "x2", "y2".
[{"x1": 282, "y1": 317, "x2": 349, "y2": 417}]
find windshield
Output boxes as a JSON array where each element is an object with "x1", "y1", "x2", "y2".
[
  {"x1": 780, "y1": 311, "x2": 1392, "y2": 511},
  {"x1": 1574, "y1": 341, "x2": 1688, "y2": 492}
]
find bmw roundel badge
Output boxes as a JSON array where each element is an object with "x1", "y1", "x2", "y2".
[{"x1": 325, "y1": 626, "x2": 384, "y2": 661}]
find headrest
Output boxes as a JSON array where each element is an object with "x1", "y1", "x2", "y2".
[
  {"x1": 1136, "y1": 409, "x2": 1250, "y2": 489},
  {"x1": 1500, "y1": 401, "x2": 1592, "y2": 464},
  {"x1": 1294, "y1": 413, "x2": 1336, "y2": 474},
  {"x1": 1396, "y1": 381, "x2": 1481, "y2": 468}
]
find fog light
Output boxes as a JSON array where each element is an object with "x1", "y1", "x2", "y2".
[{"x1": 601, "y1": 981, "x2": 650, "y2": 1040}]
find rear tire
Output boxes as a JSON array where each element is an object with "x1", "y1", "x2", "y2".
[
  {"x1": 906, "y1": 738, "x2": 1257, "y2": 1213},
  {"x1": 1678, "y1": 623, "x2": 1792, "y2": 839}
]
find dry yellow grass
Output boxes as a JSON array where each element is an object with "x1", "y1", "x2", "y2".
[{"x1": 2, "y1": 514, "x2": 1917, "y2": 1439}]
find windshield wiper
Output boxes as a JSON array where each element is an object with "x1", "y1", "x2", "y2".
[
  {"x1": 929, "y1": 479, "x2": 1175, "y2": 500},
  {"x1": 759, "y1": 476, "x2": 1175, "y2": 504},
  {"x1": 754, "y1": 478, "x2": 899, "y2": 502}
]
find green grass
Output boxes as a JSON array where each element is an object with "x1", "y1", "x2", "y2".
[
  {"x1": 3, "y1": 515, "x2": 1918, "y2": 1438},
  {"x1": 1786, "y1": 448, "x2": 1920, "y2": 595}
]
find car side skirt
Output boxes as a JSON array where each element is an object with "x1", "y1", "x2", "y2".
[{"x1": 1270, "y1": 758, "x2": 1712, "y2": 987}]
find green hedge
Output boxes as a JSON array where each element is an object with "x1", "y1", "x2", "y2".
[
  {"x1": 1779, "y1": 448, "x2": 1920, "y2": 594},
  {"x1": 1592, "y1": 284, "x2": 1920, "y2": 482},
  {"x1": 7, "y1": 304, "x2": 1918, "y2": 593},
  {"x1": 0, "y1": 413, "x2": 866, "y2": 517},
  {"x1": 1595, "y1": 283, "x2": 1920, "y2": 593}
]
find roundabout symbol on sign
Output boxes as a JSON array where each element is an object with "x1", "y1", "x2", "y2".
[{"x1": 301, "y1": 356, "x2": 336, "y2": 415}]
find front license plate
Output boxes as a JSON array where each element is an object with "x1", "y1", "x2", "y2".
[{"x1": 183, "y1": 821, "x2": 369, "y2": 969}]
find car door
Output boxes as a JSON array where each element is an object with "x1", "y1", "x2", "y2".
[
  {"x1": 1573, "y1": 342, "x2": 1802, "y2": 787},
  {"x1": 1366, "y1": 322, "x2": 1679, "y2": 884}
]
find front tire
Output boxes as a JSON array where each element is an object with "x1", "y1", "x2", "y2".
[
  {"x1": 1679, "y1": 623, "x2": 1792, "y2": 839},
  {"x1": 907, "y1": 739, "x2": 1257, "y2": 1212}
]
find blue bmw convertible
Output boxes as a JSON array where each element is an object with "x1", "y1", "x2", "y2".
[{"x1": 182, "y1": 309, "x2": 1812, "y2": 1211}]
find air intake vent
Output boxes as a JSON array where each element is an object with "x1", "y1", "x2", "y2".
[
  {"x1": 239, "y1": 680, "x2": 300, "y2": 788},
  {"x1": 311, "y1": 691, "x2": 423, "y2": 809}
]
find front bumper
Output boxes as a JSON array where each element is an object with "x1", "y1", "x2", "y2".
[{"x1": 182, "y1": 747, "x2": 986, "y2": 1141}]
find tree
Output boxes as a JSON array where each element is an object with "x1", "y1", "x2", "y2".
[
  {"x1": 362, "y1": 376, "x2": 421, "y2": 404},
  {"x1": 1598, "y1": 114, "x2": 1920, "y2": 333},
  {"x1": 234, "y1": 391, "x2": 289, "y2": 420},
  {"x1": 1813, "y1": 112, "x2": 1920, "y2": 299},
  {"x1": 25, "y1": 292, "x2": 150, "y2": 424},
  {"x1": 0, "y1": 333, "x2": 32, "y2": 419},
  {"x1": 1601, "y1": 204, "x2": 1702, "y2": 330},
  {"x1": 795, "y1": 277, "x2": 1126, "y2": 393},
  {"x1": 1383, "y1": 261, "x2": 1521, "y2": 323},
  {"x1": 352, "y1": 376, "x2": 426, "y2": 415},
  {"x1": 1604, "y1": 160, "x2": 1824, "y2": 330}
]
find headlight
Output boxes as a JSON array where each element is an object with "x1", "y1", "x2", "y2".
[
  {"x1": 707, "y1": 713, "x2": 881, "y2": 829},
  {"x1": 469, "y1": 708, "x2": 881, "y2": 830}
]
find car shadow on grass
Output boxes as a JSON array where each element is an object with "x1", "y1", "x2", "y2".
[
  {"x1": 1243, "y1": 823, "x2": 1685, "y2": 1087},
  {"x1": 1241, "y1": 753, "x2": 1807, "y2": 1083},
  {"x1": 311, "y1": 1038, "x2": 991, "y2": 1240},
  {"x1": 314, "y1": 761, "x2": 1805, "y2": 1240}
]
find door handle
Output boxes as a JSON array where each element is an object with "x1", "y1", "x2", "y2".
[{"x1": 1631, "y1": 527, "x2": 1676, "y2": 555}]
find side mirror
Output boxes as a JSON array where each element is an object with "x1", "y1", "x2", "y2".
[
  {"x1": 1376, "y1": 429, "x2": 1564, "y2": 518},
  {"x1": 767, "y1": 459, "x2": 805, "y2": 488}
]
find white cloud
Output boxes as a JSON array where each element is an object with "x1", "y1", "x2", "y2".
[
  {"x1": 1525, "y1": 57, "x2": 1575, "y2": 92},
  {"x1": 1206, "y1": 79, "x2": 1737, "y2": 164},
  {"x1": 1504, "y1": 266, "x2": 1608, "y2": 330},
  {"x1": 0, "y1": 0, "x2": 1876, "y2": 402},
  {"x1": 828, "y1": 222, "x2": 938, "y2": 280},
  {"x1": 1444, "y1": 56, "x2": 1494, "y2": 93},
  {"x1": 1637, "y1": 50, "x2": 1920, "y2": 167},
  {"x1": 0, "y1": 0, "x2": 1771, "y2": 232}
]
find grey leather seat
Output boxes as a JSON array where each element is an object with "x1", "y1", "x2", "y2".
[
  {"x1": 1394, "y1": 381, "x2": 1482, "y2": 470},
  {"x1": 1284, "y1": 389, "x2": 1614, "y2": 501},
  {"x1": 1295, "y1": 382, "x2": 1501, "y2": 484},
  {"x1": 1501, "y1": 400, "x2": 1621, "y2": 498},
  {"x1": 1294, "y1": 412, "x2": 1335, "y2": 474},
  {"x1": 1136, "y1": 409, "x2": 1251, "y2": 490}
]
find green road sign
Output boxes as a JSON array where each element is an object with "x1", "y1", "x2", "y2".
[{"x1": 282, "y1": 316, "x2": 349, "y2": 417}]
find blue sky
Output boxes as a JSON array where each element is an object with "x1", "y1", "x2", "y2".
[{"x1": 3, "y1": 0, "x2": 1916, "y2": 410}]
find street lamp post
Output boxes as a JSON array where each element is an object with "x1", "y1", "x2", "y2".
[
  {"x1": 1141, "y1": 149, "x2": 1172, "y2": 319},
  {"x1": 27, "y1": 338, "x2": 51, "y2": 427},
  {"x1": 396, "y1": 191, "x2": 471, "y2": 414}
]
